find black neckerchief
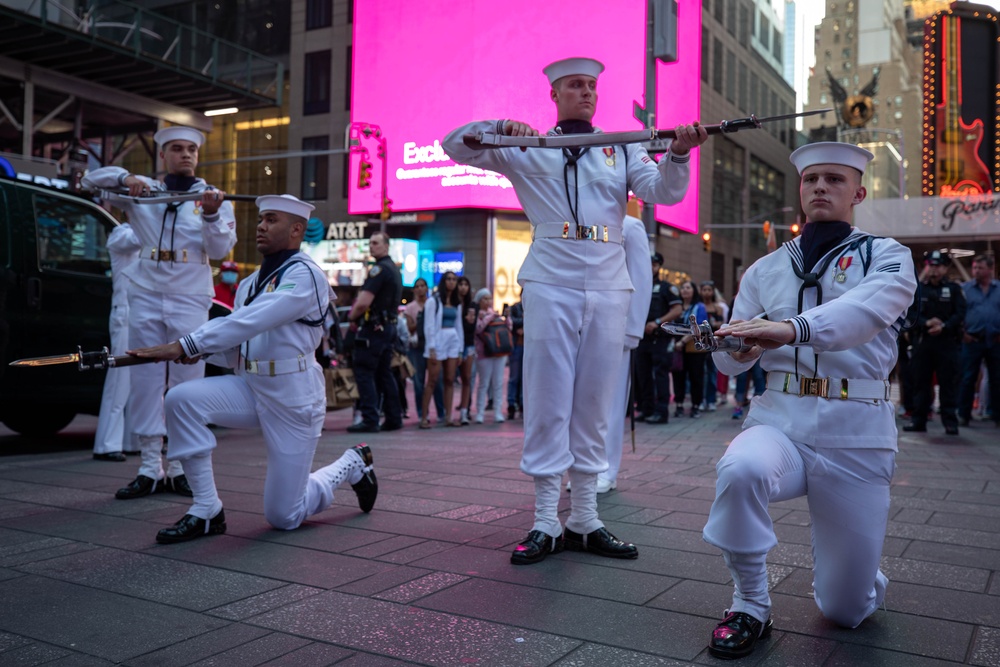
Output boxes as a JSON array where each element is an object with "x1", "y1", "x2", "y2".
[
  {"x1": 799, "y1": 220, "x2": 851, "y2": 272},
  {"x1": 163, "y1": 174, "x2": 198, "y2": 192},
  {"x1": 154, "y1": 175, "x2": 198, "y2": 264},
  {"x1": 253, "y1": 249, "x2": 299, "y2": 295},
  {"x1": 557, "y1": 119, "x2": 594, "y2": 225}
]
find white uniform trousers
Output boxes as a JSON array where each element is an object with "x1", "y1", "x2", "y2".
[
  {"x1": 128, "y1": 285, "x2": 209, "y2": 479},
  {"x1": 521, "y1": 282, "x2": 628, "y2": 537},
  {"x1": 702, "y1": 424, "x2": 894, "y2": 628},
  {"x1": 475, "y1": 355, "x2": 507, "y2": 421},
  {"x1": 164, "y1": 375, "x2": 340, "y2": 530},
  {"x1": 602, "y1": 347, "x2": 631, "y2": 483},
  {"x1": 94, "y1": 304, "x2": 133, "y2": 454}
]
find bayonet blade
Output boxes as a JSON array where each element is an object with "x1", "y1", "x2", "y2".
[{"x1": 9, "y1": 352, "x2": 81, "y2": 367}]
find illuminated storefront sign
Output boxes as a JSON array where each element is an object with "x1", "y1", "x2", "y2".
[
  {"x1": 350, "y1": 0, "x2": 702, "y2": 233},
  {"x1": 301, "y1": 238, "x2": 419, "y2": 287}
]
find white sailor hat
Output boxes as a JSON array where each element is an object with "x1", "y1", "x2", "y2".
[
  {"x1": 255, "y1": 194, "x2": 315, "y2": 220},
  {"x1": 153, "y1": 126, "x2": 206, "y2": 148},
  {"x1": 789, "y1": 141, "x2": 874, "y2": 175},
  {"x1": 543, "y1": 57, "x2": 605, "y2": 85}
]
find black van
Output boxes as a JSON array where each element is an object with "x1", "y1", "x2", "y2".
[{"x1": 0, "y1": 176, "x2": 116, "y2": 436}]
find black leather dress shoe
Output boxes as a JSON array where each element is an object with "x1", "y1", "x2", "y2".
[
  {"x1": 563, "y1": 527, "x2": 638, "y2": 559},
  {"x1": 902, "y1": 422, "x2": 927, "y2": 432},
  {"x1": 347, "y1": 422, "x2": 380, "y2": 434},
  {"x1": 93, "y1": 452, "x2": 127, "y2": 462},
  {"x1": 349, "y1": 444, "x2": 378, "y2": 513},
  {"x1": 379, "y1": 421, "x2": 403, "y2": 432},
  {"x1": 944, "y1": 424, "x2": 959, "y2": 435},
  {"x1": 645, "y1": 413, "x2": 669, "y2": 424},
  {"x1": 708, "y1": 611, "x2": 773, "y2": 659},
  {"x1": 115, "y1": 475, "x2": 162, "y2": 500},
  {"x1": 167, "y1": 474, "x2": 194, "y2": 497},
  {"x1": 511, "y1": 530, "x2": 563, "y2": 565},
  {"x1": 156, "y1": 510, "x2": 227, "y2": 544},
  {"x1": 958, "y1": 417, "x2": 970, "y2": 427}
]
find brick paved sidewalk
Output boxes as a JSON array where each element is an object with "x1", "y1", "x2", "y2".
[{"x1": 0, "y1": 397, "x2": 998, "y2": 666}]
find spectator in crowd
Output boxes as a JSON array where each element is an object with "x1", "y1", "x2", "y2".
[
  {"x1": 671, "y1": 280, "x2": 708, "y2": 418},
  {"x1": 214, "y1": 260, "x2": 240, "y2": 308},
  {"x1": 959, "y1": 254, "x2": 1000, "y2": 427},
  {"x1": 635, "y1": 252, "x2": 682, "y2": 424},
  {"x1": 420, "y1": 272, "x2": 463, "y2": 428},
  {"x1": 473, "y1": 288, "x2": 507, "y2": 424},
  {"x1": 506, "y1": 298, "x2": 525, "y2": 419},
  {"x1": 404, "y1": 278, "x2": 445, "y2": 422},
  {"x1": 700, "y1": 281, "x2": 729, "y2": 412},
  {"x1": 457, "y1": 276, "x2": 477, "y2": 425},
  {"x1": 903, "y1": 250, "x2": 965, "y2": 435}
]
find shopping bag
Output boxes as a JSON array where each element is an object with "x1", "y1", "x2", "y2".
[{"x1": 325, "y1": 366, "x2": 359, "y2": 410}]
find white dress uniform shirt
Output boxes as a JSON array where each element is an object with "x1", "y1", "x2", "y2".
[{"x1": 81, "y1": 166, "x2": 236, "y2": 296}]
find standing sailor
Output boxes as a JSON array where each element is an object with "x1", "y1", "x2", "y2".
[{"x1": 82, "y1": 126, "x2": 237, "y2": 498}]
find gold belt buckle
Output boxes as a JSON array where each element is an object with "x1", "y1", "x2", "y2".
[
  {"x1": 158, "y1": 249, "x2": 175, "y2": 262},
  {"x1": 799, "y1": 377, "x2": 829, "y2": 397}
]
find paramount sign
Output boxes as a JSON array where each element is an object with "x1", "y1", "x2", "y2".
[{"x1": 854, "y1": 193, "x2": 1000, "y2": 239}]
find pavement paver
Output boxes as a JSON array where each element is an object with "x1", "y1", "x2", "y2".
[{"x1": 0, "y1": 393, "x2": 998, "y2": 665}]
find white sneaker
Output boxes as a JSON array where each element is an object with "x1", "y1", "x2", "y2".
[
  {"x1": 495, "y1": 413, "x2": 505, "y2": 423},
  {"x1": 475, "y1": 413, "x2": 485, "y2": 424},
  {"x1": 460, "y1": 409, "x2": 470, "y2": 425},
  {"x1": 596, "y1": 477, "x2": 617, "y2": 494},
  {"x1": 708, "y1": 403, "x2": 717, "y2": 412}
]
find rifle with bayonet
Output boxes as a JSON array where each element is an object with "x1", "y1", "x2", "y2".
[{"x1": 462, "y1": 109, "x2": 832, "y2": 150}]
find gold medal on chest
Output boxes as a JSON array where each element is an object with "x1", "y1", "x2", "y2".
[
  {"x1": 603, "y1": 147, "x2": 616, "y2": 167},
  {"x1": 834, "y1": 256, "x2": 853, "y2": 283}
]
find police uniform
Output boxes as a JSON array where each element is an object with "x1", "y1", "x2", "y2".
[
  {"x1": 157, "y1": 195, "x2": 376, "y2": 541},
  {"x1": 352, "y1": 252, "x2": 403, "y2": 431},
  {"x1": 635, "y1": 254, "x2": 682, "y2": 422},
  {"x1": 82, "y1": 126, "x2": 237, "y2": 494},
  {"x1": 443, "y1": 57, "x2": 693, "y2": 563},
  {"x1": 93, "y1": 223, "x2": 141, "y2": 459},
  {"x1": 703, "y1": 143, "x2": 917, "y2": 657},
  {"x1": 600, "y1": 216, "x2": 652, "y2": 490},
  {"x1": 904, "y1": 251, "x2": 966, "y2": 434}
]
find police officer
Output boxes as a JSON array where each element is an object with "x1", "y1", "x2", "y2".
[
  {"x1": 347, "y1": 230, "x2": 403, "y2": 433},
  {"x1": 904, "y1": 250, "x2": 966, "y2": 435},
  {"x1": 635, "y1": 252, "x2": 682, "y2": 423}
]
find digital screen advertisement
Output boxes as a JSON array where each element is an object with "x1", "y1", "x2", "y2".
[{"x1": 350, "y1": 0, "x2": 702, "y2": 233}]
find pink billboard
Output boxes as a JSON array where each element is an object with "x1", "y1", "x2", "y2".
[{"x1": 351, "y1": 0, "x2": 703, "y2": 233}]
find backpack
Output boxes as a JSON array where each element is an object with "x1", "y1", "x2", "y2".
[{"x1": 480, "y1": 317, "x2": 513, "y2": 357}]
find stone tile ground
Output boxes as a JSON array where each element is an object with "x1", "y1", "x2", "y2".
[{"x1": 0, "y1": 393, "x2": 997, "y2": 666}]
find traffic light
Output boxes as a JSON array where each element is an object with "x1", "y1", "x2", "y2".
[
  {"x1": 790, "y1": 223, "x2": 800, "y2": 236},
  {"x1": 357, "y1": 159, "x2": 373, "y2": 189},
  {"x1": 380, "y1": 195, "x2": 393, "y2": 221},
  {"x1": 702, "y1": 232, "x2": 711, "y2": 253}
]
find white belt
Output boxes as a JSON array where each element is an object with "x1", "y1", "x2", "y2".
[
  {"x1": 142, "y1": 247, "x2": 208, "y2": 264},
  {"x1": 765, "y1": 372, "x2": 890, "y2": 401},
  {"x1": 244, "y1": 355, "x2": 309, "y2": 376},
  {"x1": 532, "y1": 222, "x2": 624, "y2": 244}
]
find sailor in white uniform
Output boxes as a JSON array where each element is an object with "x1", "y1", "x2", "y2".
[
  {"x1": 701, "y1": 142, "x2": 917, "y2": 659},
  {"x1": 129, "y1": 195, "x2": 377, "y2": 543},
  {"x1": 599, "y1": 214, "x2": 652, "y2": 492},
  {"x1": 82, "y1": 126, "x2": 237, "y2": 499},
  {"x1": 443, "y1": 57, "x2": 707, "y2": 564},
  {"x1": 93, "y1": 223, "x2": 141, "y2": 461}
]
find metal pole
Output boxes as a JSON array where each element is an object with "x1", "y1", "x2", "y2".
[{"x1": 642, "y1": 0, "x2": 657, "y2": 249}]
